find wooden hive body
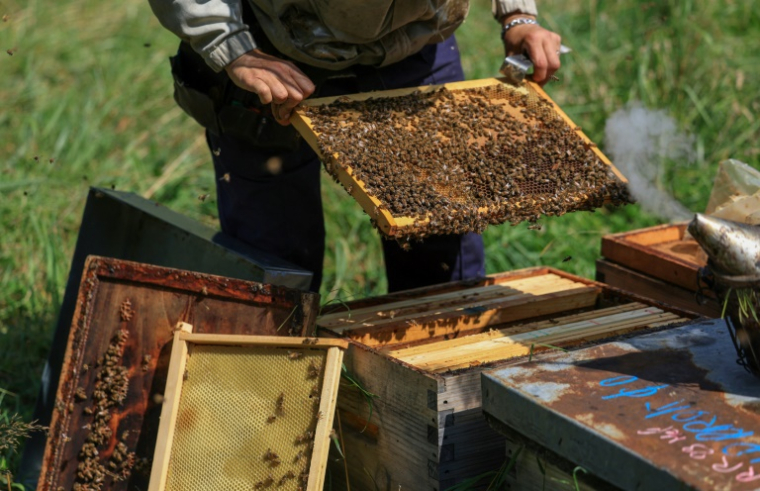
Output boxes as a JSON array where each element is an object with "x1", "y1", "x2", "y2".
[
  {"x1": 318, "y1": 267, "x2": 698, "y2": 490},
  {"x1": 597, "y1": 222, "x2": 720, "y2": 317}
]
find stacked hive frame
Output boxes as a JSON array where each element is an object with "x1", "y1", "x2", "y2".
[{"x1": 317, "y1": 267, "x2": 696, "y2": 490}]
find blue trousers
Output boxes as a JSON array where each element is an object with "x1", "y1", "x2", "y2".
[{"x1": 208, "y1": 36, "x2": 485, "y2": 293}]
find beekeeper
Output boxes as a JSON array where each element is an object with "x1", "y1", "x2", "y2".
[{"x1": 148, "y1": 0, "x2": 562, "y2": 292}]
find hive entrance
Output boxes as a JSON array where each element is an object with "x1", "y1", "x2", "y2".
[{"x1": 294, "y1": 79, "x2": 632, "y2": 239}]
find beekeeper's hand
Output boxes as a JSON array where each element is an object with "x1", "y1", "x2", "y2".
[
  {"x1": 501, "y1": 15, "x2": 562, "y2": 85},
  {"x1": 225, "y1": 49, "x2": 316, "y2": 126}
]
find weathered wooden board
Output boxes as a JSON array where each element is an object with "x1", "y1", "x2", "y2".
[
  {"x1": 292, "y1": 78, "x2": 627, "y2": 237},
  {"x1": 37, "y1": 256, "x2": 319, "y2": 491},
  {"x1": 319, "y1": 267, "x2": 699, "y2": 490},
  {"x1": 482, "y1": 318, "x2": 760, "y2": 491}
]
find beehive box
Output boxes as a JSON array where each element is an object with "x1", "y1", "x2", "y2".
[
  {"x1": 317, "y1": 267, "x2": 698, "y2": 490},
  {"x1": 292, "y1": 78, "x2": 632, "y2": 240},
  {"x1": 149, "y1": 326, "x2": 348, "y2": 491},
  {"x1": 481, "y1": 318, "x2": 760, "y2": 491},
  {"x1": 38, "y1": 256, "x2": 319, "y2": 491},
  {"x1": 597, "y1": 223, "x2": 720, "y2": 317}
]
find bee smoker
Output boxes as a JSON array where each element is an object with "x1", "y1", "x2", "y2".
[{"x1": 689, "y1": 213, "x2": 760, "y2": 377}]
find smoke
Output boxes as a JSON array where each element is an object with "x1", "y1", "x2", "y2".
[{"x1": 604, "y1": 102, "x2": 695, "y2": 221}]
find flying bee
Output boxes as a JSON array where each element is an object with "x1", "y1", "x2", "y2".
[
  {"x1": 197, "y1": 194, "x2": 210, "y2": 202},
  {"x1": 288, "y1": 350, "x2": 304, "y2": 360}
]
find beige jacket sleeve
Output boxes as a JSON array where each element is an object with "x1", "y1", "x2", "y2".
[
  {"x1": 148, "y1": 0, "x2": 256, "y2": 72},
  {"x1": 492, "y1": 0, "x2": 538, "y2": 19}
]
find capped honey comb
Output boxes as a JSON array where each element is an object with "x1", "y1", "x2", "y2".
[{"x1": 293, "y1": 78, "x2": 633, "y2": 241}]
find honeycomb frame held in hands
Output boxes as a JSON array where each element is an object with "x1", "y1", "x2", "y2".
[
  {"x1": 292, "y1": 78, "x2": 632, "y2": 240},
  {"x1": 148, "y1": 328, "x2": 348, "y2": 491}
]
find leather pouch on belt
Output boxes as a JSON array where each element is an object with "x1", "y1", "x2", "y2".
[{"x1": 170, "y1": 51, "x2": 223, "y2": 135}]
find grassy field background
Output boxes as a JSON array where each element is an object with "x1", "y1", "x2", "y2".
[{"x1": 1, "y1": 0, "x2": 758, "y2": 484}]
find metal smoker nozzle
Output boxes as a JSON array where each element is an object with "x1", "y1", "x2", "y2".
[
  {"x1": 688, "y1": 213, "x2": 760, "y2": 277},
  {"x1": 500, "y1": 45, "x2": 572, "y2": 85}
]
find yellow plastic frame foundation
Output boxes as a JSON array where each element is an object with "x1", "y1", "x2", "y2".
[{"x1": 148, "y1": 323, "x2": 348, "y2": 491}]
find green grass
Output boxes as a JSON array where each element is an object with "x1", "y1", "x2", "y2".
[{"x1": 0, "y1": 0, "x2": 759, "y2": 483}]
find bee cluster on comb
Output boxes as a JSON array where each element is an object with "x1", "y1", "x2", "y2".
[{"x1": 299, "y1": 82, "x2": 633, "y2": 241}]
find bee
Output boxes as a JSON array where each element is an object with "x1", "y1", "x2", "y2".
[
  {"x1": 266, "y1": 415, "x2": 277, "y2": 424},
  {"x1": 275, "y1": 393, "x2": 285, "y2": 416},
  {"x1": 197, "y1": 194, "x2": 210, "y2": 202},
  {"x1": 295, "y1": 430, "x2": 313, "y2": 444},
  {"x1": 307, "y1": 361, "x2": 320, "y2": 379},
  {"x1": 6, "y1": 47, "x2": 17, "y2": 56},
  {"x1": 212, "y1": 148, "x2": 222, "y2": 156},
  {"x1": 279, "y1": 471, "x2": 295, "y2": 485},
  {"x1": 183, "y1": 369, "x2": 189, "y2": 381},
  {"x1": 562, "y1": 255, "x2": 573, "y2": 262},
  {"x1": 263, "y1": 449, "x2": 279, "y2": 461},
  {"x1": 219, "y1": 172, "x2": 231, "y2": 182},
  {"x1": 254, "y1": 475, "x2": 274, "y2": 489},
  {"x1": 301, "y1": 338, "x2": 318, "y2": 345},
  {"x1": 288, "y1": 350, "x2": 303, "y2": 360}
]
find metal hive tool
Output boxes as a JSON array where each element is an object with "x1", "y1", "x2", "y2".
[{"x1": 292, "y1": 78, "x2": 633, "y2": 241}]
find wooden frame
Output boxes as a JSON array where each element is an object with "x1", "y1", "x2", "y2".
[
  {"x1": 38, "y1": 256, "x2": 320, "y2": 491},
  {"x1": 292, "y1": 78, "x2": 627, "y2": 237},
  {"x1": 148, "y1": 327, "x2": 348, "y2": 491}
]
